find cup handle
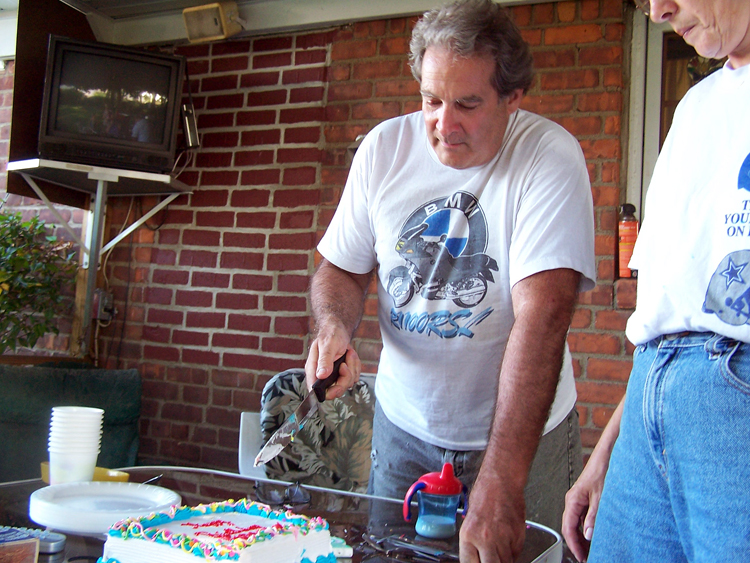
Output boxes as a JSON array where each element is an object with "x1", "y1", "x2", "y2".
[
  {"x1": 460, "y1": 485, "x2": 469, "y2": 518},
  {"x1": 403, "y1": 481, "x2": 426, "y2": 522}
]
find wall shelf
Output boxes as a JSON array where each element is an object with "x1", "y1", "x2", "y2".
[{"x1": 7, "y1": 158, "x2": 192, "y2": 357}]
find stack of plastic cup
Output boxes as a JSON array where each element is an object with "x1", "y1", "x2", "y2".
[{"x1": 48, "y1": 406, "x2": 104, "y2": 485}]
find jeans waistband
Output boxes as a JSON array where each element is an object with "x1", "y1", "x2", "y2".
[{"x1": 662, "y1": 331, "x2": 714, "y2": 341}]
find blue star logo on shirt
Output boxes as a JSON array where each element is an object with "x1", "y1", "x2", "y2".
[{"x1": 720, "y1": 257, "x2": 746, "y2": 289}]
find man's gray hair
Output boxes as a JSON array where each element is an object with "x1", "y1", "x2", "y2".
[{"x1": 409, "y1": 0, "x2": 534, "y2": 97}]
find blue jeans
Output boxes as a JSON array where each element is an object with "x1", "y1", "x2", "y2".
[
  {"x1": 588, "y1": 332, "x2": 750, "y2": 563},
  {"x1": 368, "y1": 400, "x2": 582, "y2": 533}
]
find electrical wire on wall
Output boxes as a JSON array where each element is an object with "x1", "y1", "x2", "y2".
[
  {"x1": 99, "y1": 195, "x2": 171, "y2": 369},
  {"x1": 94, "y1": 197, "x2": 135, "y2": 367}
]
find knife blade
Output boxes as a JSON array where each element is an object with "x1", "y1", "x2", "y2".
[{"x1": 254, "y1": 354, "x2": 345, "y2": 466}]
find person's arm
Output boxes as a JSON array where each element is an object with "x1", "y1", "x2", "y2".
[
  {"x1": 562, "y1": 395, "x2": 625, "y2": 562},
  {"x1": 459, "y1": 268, "x2": 581, "y2": 563},
  {"x1": 304, "y1": 258, "x2": 372, "y2": 399}
]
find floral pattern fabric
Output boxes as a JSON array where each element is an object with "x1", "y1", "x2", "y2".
[{"x1": 259, "y1": 369, "x2": 375, "y2": 493}]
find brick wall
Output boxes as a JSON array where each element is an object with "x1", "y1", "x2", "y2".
[{"x1": 0, "y1": 0, "x2": 635, "y2": 471}]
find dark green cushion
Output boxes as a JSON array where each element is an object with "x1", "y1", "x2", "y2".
[{"x1": 0, "y1": 365, "x2": 141, "y2": 482}]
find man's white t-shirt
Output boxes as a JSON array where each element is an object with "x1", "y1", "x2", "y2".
[
  {"x1": 319, "y1": 110, "x2": 596, "y2": 450},
  {"x1": 627, "y1": 63, "x2": 750, "y2": 346}
]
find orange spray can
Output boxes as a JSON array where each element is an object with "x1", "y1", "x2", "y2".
[{"x1": 618, "y1": 203, "x2": 639, "y2": 278}]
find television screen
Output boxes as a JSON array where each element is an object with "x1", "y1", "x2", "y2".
[{"x1": 39, "y1": 36, "x2": 186, "y2": 174}]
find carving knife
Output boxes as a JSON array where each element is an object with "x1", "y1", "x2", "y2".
[{"x1": 254, "y1": 355, "x2": 345, "y2": 466}]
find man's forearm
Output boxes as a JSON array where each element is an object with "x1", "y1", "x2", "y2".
[
  {"x1": 481, "y1": 268, "x2": 581, "y2": 489},
  {"x1": 310, "y1": 258, "x2": 371, "y2": 338}
]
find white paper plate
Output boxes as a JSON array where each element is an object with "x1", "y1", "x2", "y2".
[{"x1": 29, "y1": 481, "x2": 182, "y2": 535}]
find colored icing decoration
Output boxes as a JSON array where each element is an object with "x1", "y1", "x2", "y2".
[{"x1": 96, "y1": 498, "x2": 336, "y2": 563}]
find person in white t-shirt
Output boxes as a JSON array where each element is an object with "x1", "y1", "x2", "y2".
[
  {"x1": 562, "y1": 1, "x2": 750, "y2": 562},
  {"x1": 306, "y1": 1, "x2": 595, "y2": 560}
]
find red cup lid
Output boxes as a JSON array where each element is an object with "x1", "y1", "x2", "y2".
[{"x1": 416, "y1": 463, "x2": 463, "y2": 495}]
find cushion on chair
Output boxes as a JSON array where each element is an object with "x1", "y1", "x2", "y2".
[
  {"x1": 0, "y1": 365, "x2": 141, "y2": 482},
  {"x1": 259, "y1": 368, "x2": 375, "y2": 493}
]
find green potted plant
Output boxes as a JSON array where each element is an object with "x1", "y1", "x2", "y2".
[{"x1": 0, "y1": 211, "x2": 77, "y2": 354}]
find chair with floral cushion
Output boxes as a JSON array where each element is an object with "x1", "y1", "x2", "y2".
[{"x1": 258, "y1": 368, "x2": 375, "y2": 493}]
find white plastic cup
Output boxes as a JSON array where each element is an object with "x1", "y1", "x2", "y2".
[
  {"x1": 48, "y1": 406, "x2": 104, "y2": 454},
  {"x1": 48, "y1": 449, "x2": 99, "y2": 484},
  {"x1": 51, "y1": 406, "x2": 104, "y2": 417}
]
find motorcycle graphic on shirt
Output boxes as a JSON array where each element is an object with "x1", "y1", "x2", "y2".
[{"x1": 387, "y1": 192, "x2": 498, "y2": 309}]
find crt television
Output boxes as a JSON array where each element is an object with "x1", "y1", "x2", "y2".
[{"x1": 38, "y1": 35, "x2": 186, "y2": 175}]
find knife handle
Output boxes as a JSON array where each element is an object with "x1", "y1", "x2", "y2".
[{"x1": 312, "y1": 354, "x2": 346, "y2": 402}]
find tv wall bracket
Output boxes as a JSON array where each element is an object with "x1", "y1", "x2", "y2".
[{"x1": 7, "y1": 158, "x2": 191, "y2": 357}]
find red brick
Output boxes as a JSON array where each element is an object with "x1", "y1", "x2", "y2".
[
  {"x1": 254, "y1": 37, "x2": 293, "y2": 51},
  {"x1": 280, "y1": 107, "x2": 326, "y2": 123},
  {"x1": 234, "y1": 150, "x2": 275, "y2": 167},
  {"x1": 240, "y1": 129, "x2": 281, "y2": 146},
  {"x1": 567, "y1": 332, "x2": 622, "y2": 355},
  {"x1": 206, "y1": 93, "x2": 244, "y2": 109},
  {"x1": 253, "y1": 52, "x2": 293, "y2": 69},
  {"x1": 579, "y1": 45, "x2": 623, "y2": 66},
  {"x1": 212, "y1": 333, "x2": 260, "y2": 349},
  {"x1": 230, "y1": 189, "x2": 271, "y2": 208},
  {"x1": 282, "y1": 167, "x2": 317, "y2": 186},
  {"x1": 145, "y1": 287, "x2": 173, "y2": 305},
  {"x1": 219, "y1": 252, "x2": 264, "y2": 270},
  {"x1": 233, "y1": 274, "x2": 274, "y2": 292},
  {"x1": 211, "y1": 55, "x2": 249, "y2": 73},
  {"x1": 201, "y1": 75, "x2": 238, "y2": 92},
  {"x1": 269, "y1": 232, "x2": 315, "y2": 250},
  {"x1": 295, "y1": 49, "x2": 327, "y2": 65},
  {"x1": 183, "y1": 230, "x2": 221, "y2": 247},
  {"x1": 240, "y1": 169, "x2": 281, "y2": 185},
  {"x1": 284, "y1": 127, "x2": 320, "y2": 144},
  {"x1": 175, "y1": 290, "x2": 213, "y2": 307},
  {"x1": 196, "y1": 211, "x2": 235, "y2": 227},
  {"x1": 216, "y1": 293, "x2": 259, "y2": 310},
  {"x1": 236, "y1": 110, "x2": 276, "y2": 126},
  {"x1": 179, "y1": 250, "x2": 218, "y2": 268},
  {"x1": 615, "y1": 279, "x2": 637, "y2": 309},
  {"x1": 545, "y1": 24, "x2": 602, "y2": 45},
  {"x1": 195, "y1": 152, "x2": 232, "y2": 168},
  {"x1": 331, "y1": 40, "x2": 377, "y2": 61},
  {"x1": 540, "y1": 69, "x2": 599, "y2": 90},
  {"x1": 261, "y1": 337, "x2": 304, "y2": 355},
  {"x1": 273, "y1": 189, "x2": 320, "y2": 207},
  {"x1": 182, "y1": 349, "x2": 221, "y2": 366},
  {"x1": 328, "y1": 82, "x2": 373, "y2": 102},
  {"x1": 200, "y1": 170, "x2": 240, "y2": 186},
  {"x1": 587, "y1": 358, "x2": 633, "y2": 382},
  {"x1": 247, "y1": 89, "x2": 287, "y2": 107},
  {"x1": 185, "y1": 312, "x2": 226, "y2": 328},
  {"x1": 192, "y1": 272, "x2": 231, "y2": 288},
  {"x1": 213, "y1": 40, "x2": 251, "y2": 55},
  {"x1": 223, "y1": 232, "x2": 265, "y2": 248},
  {"x1": 557, "y1": 2, "x2": 577, "y2": 22},
  {"x1": 147, "y1": 309, "x2": 184, "y2": 325},
  {"x1": 227, "y1": 314, "x2": 272, "y2": 332},
  {"x1": 264, "y1": 295, "x2": 307, "y2": 312},
  {"x1": 290, "y1": 86, "x2": 324, "y2": 103},
  {"x1": 274, "y1": 316, "x2": 309, "y2": 336},
  {"x1": 575, "y1": 381, "x2": 626, "y2": 404},
  {"x1": 153, "y1": 269, "x2": 190, "y2": 285},
  {"x1": 283, "y1": 67, "x2": 326, "y2": 84},
  {"x1": 142, "y1": 325, "x2": 170, "y2": 343},
  {"x1": 144, "y1": 345, "x2": 180, "y2": 362},
  {"x1": 151, "y1": 248, "x2": 177, "y2": 266},
  {"x1": 240, "y1": 71, "x2": 280, "y2": 88},
  {"x1": 173, "y1": 330, "x2": 210, "y2": 346}
]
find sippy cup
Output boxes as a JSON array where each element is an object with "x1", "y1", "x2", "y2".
[{"x1": 403, "y1": 463, "x2": 468, "y2": 539}]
